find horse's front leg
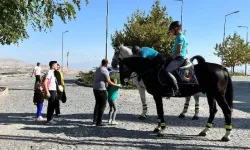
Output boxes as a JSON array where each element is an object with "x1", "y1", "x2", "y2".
[
  {"x1": 153, "y1": 95, "x2": 166, "y2": 137},
  {"x1": 138, "y1": 85, "x2": 147, "y2": 120},
  {"x1": 133, "y1": 77, "x2": 148, "y2": 120}
]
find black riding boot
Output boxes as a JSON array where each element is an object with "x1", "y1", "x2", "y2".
[{"x1": 165, "y1": 72, "x2": 179, "y2": 96}]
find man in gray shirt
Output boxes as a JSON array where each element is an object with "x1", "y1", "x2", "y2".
[{"x1": 93, "y1": 59, "x2": 120, "y2": 126}]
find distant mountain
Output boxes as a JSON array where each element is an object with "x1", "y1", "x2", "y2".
[{"x1": 0, "y1": 58, "x2": 78, "y2": 74}]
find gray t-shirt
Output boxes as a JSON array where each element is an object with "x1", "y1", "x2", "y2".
[{"x1": 93, "y1": 66, "x2": 109, "y2": 90}]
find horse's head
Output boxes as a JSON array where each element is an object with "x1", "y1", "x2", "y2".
[
  {"x1": 119, "y1": 57, "x2": 155, "y2": 85},
  {"x1": 111, "y1": 44, "x2": 133, "y2": 69}
]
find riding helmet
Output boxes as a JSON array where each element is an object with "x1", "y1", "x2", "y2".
[{"x1": 169, "y1": 21, "x2": 182, "y2": 31}]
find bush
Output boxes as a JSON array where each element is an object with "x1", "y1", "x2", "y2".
[
  {"x1": 77, "y1": 69, "x2": 137, "y2": 89},
  {"x1": 78, "y1": 70, "x2": 95, "y2": 85},
  {"x1": 231, "y1": 71, "x2": 246, "y2": 76}
]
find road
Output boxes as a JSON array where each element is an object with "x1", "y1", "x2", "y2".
[{"x1": 0, "y1": 75, "x2": 249, "y2": 150}]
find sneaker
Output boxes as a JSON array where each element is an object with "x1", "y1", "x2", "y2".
[
  {"x1": 111, "y1": 121, "x2": 118, "y2": 125},
  {"x1": 47, "y1": 120, "x2": 57, "y2": 125},
  {"x1": 108, "y1": 119, "x2": 112, "y2": 125},
  {"x1": 36, "y1": 116, "x2": 45, "y2": 121}
]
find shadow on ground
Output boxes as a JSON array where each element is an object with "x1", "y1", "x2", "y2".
[
  {"x1": 0, "y1": 113, "x2": 249, "y2": 130},
  {"x1": 0, "y1": 134, "x2": 249, "y2": 150},
  {"x1": 232, "y1": 81, "x2": 250, "y2": 113}
]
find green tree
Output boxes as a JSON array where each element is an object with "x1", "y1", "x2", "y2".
[
  {"x1": 111, "y1": 0, "x2": 175, "y2": 57},
  {"x1": 0, "y1": 0, "x2": 89, "y2": 45},
  {"x1": 214, "y1": 32, "x2": 250, "y2": 72}
]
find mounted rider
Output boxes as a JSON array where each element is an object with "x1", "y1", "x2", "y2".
[
  {"x1": 131, "y1": 20, "x2": 187, "y2": 96},
  {"x1": 166, "y1": 21, "x2": 187, "y2": 95},
  {"x1": 132, "y1": 46, "x2": 165, "y2": 65}
]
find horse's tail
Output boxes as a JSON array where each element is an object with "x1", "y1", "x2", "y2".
[
  {"x1": 190, "y1": 55, "x2": 206, "y2": 64},
  {"x1": 224, "y1": 68, "x2": 234, "y2": 109}
]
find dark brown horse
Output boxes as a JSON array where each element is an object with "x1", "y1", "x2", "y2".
[{"x1": 118, "y1": 55, "x2": 233, "y2": 142}]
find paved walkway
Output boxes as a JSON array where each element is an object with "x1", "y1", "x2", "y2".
[{"x1": 0, "y1": 75, "x2": 249, "y2": 150}]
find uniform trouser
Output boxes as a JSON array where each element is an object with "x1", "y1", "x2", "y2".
[
  {"x1": 93, "y1": 89, "x2": 108, "y2": 124},
  {"x1": 164, "y1": 56, "x2": 185, "y2": 90},
  {"x1": 47, "y1": 90, "x2": 57, "y2": 121},
  {"x1": 34, "y1": 75, "x2": 41, "y2": 88},
  {"x1": 55, "y1": 92, "x2": 63, "y2": 115}
]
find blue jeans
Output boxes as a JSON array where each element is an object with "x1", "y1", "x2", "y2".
[
  {"x1": 36, "y1": 103, "x2": 43, "y2": 118},
  {"x1": 165, "y1": 56, "x2": 185, "y2": 72}
]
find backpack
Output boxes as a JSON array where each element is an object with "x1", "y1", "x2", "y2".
[{"x1": 35, "y1": 74, "x2": 52, "y2": 100}]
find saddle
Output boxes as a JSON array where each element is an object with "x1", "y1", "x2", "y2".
[{"x1": 158, "y1": 58, "x2": 199, "y2": 85}]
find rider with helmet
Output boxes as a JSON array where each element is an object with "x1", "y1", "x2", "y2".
[
  {"x1": 165, "y1": 21, "x2": 187, "y2": 95},
  {"x1": 131, "y1": 21, "x2": 186, "y2": 96}
]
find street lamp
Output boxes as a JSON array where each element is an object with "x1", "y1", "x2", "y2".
[
  {"x1": 67, "y1": 51, "x2": 70, "y2": 69},
  {"x1": 238, "y1": 25, "x2": 248, "y2": 76},
  {"x1": 175, "y1": 0, "x2": 183, "y2": 26},
  {"x1": 105, "y1": 0, "x2": 109, "y2": 59},
  {"x1": 62, "y1": 30, "x2": 69, "y2": 72},
  {"x1": 222, "y1": 10, "x2": 240, "y2": 65}
]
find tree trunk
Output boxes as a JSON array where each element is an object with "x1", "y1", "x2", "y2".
[{"x1": 233, "y1": 66, "x2": 235, "y2": 73}]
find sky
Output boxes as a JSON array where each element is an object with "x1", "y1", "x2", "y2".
[{"x1": 1, "y1": 0, "x2": 250, "y2": 72}]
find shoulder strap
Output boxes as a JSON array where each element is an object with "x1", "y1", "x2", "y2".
[{"x1": 47, "y1": 76, "x2": 53, "y2": 88}]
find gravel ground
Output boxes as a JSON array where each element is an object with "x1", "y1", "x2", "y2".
[{"x1": 0, "y1": 74, "x2": 249, "y2": 150}]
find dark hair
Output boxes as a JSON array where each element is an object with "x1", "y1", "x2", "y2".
[
  {"x1": 49, "y1": 61, "x2": 57, "y2": 69},
  {"x1": 101, "y1": 59, "x2": 108, "y2": 66},
  {"x1": 37, "y1": 62, "x2": 40, "y2": 66}
]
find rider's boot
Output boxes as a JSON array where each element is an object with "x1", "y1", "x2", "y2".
[{"x1": 165, "y1": 72, "x2": 179, "y2": 96}]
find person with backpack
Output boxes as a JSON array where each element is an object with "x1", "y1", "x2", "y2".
[
  {"x1": 43, "y1": 61, "x2": 58, "y2": 125},
  {"x1": 33, "y1": 84, "x2": 45, "y2": 121}
]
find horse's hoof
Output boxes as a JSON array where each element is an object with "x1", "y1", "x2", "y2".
[
  {"x1": 153, "y1": 128, "x2": 160, "y2": 133},
  {"x1": 192, "y1": 116, "x2": 199, "y2": 120},
  {"x1": 157, "y1": 132, "x2": 164, "y2": 137},
  {"x1": 178, "y1": 114, "x2": 185, "y2": 118},
  {"x1": 198, "y1": 132, "x2": 206, "y2": 136},
  {"x1": 138, "y1": 115, "x2": 146, "y2": 120},
  {"x1": 221, "y1": 137, "x2": 230, "y2": 142}
]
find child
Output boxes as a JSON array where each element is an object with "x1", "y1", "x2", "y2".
[
  {"x1": 107, "y1": 78, "x2": 122, "y2": 125},
  {"x1": 33, "y1": 83, "x2": 45, "y2": 121}
]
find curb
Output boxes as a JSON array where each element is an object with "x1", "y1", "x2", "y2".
[{"x1": 0, "y1": 87, "x2": 9, "y2": 98}]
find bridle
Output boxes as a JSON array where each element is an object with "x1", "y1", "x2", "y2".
[{"x1": 112, "y1": 46, "x2": 155, "y2": 81}]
